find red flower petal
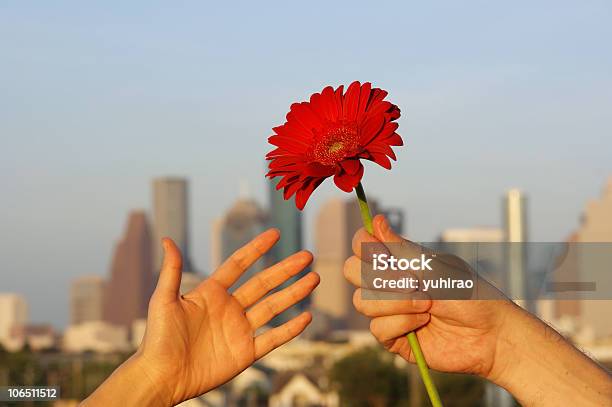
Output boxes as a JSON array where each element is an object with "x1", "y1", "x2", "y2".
[
  {"x1": 292, "y1": 102, "x2": 324, "y2": 130},
  {"x1": 320, "y1": 86, "x2": 338, "y2": 121},
  {"x1": 305, "y1": 162, "x2": 335, "y2": 177},
  {"x1": 295, "y1": 178, "x2": 324, "y2": 210},
  {"x1": 333, "y1": 163, "x2": 364, "y2": 192},
  {"x1": 334, "y1": 85, "x2": 344, "y2": 119},
  {"x1": 283, "y1": 180, "x2": 302, "y2": 200},
  {"x1": 370, "y1": 152, "x2": 392, "y2": 169},
  {"x1": 356, "y1": 82, "x2": 372, "y2": 121},
  {"x1": 340, "y1": 159, "x2": 361, "y2": 175},
  {"x1": 344, "y1": 81, "x2": 361, "y2": 121},
  {"x1": 360, "y1": 114, "x2": 385, "y2": 145}
]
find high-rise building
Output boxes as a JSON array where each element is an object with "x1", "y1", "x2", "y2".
[
  {"x1": 488, "y1": 189, "x2": 529, "y2": 407},
  {"x1": 0, "y1": 293, "x2": 28, "y2": 348},
  {"x1": 268, "y1": 178, "x2": 303, "y2": 265},
  {"x1": 152, "y1": 177, "x2": 192, "y2": 271},
  {"x1": 568, "y1": 177, "x2": 612, "y2": 340},
  {"x1": 312, "y1": 198, "x2": 354, "y2": 324},
  {"x1": 503, "y1": 189, "x2": 528, "y2": 302},
  {"x1": 71, "y1": 276, "x2": 105, "y2": 325},
  {"x1": 267, "y1": 179, "x2": 307, "y2": 323},
  {"x1": 312, "y1": 197, "x2": 398, "y2": 331},
  {"x1": 103, "y1": 211, "x2": 154, "y2": 328},
  {"x1": 217, "y1": 196, "x2": 268, "y2": 289}
]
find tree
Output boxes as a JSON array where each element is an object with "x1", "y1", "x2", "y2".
[{"x1": 330, "y1": 347, "x2": 407, "y2": 407}]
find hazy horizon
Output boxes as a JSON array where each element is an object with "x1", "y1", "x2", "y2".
[{"x1": 1, "y1": 1, "x2": 611, "y2": 328}]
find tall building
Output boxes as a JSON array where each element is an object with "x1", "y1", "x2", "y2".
[
  {"x1": 488, "y1": 189, "x2": 529, "y2": 407},
  {"x1": 503, "y1": 189, "x2": 529, "y2": 302},
  {"x1": 312, "y1": 197, "x2": 400, "y2": 331},
  {"x1": 312, "y1": 198, "x2": 354, "y2": 325},
  {"x1": 152, "y1": 177, "x2": 193, "y2": 271},
  {"x1": 268, "y1": 178, "x2": 303, "y2": 266},
  {"x1": 70, "y1": 276, "x2": 105, "y2": 325},
  {"x1": 0, "y1": 293, "x2": 28, "y2": 348},
  {"x1": 217, "y1": 196, "x2": 268, "y2": 289},
  {"x1": 268, "y1": 179, "x2": 307, "y2": 323},
  {"x1": 103, "y1": 211, "x2": 154, "y2": 328},
  {"x1": 566, "y1": 177, "x2": 612, "y2": 340}
]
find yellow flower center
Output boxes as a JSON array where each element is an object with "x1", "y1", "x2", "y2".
[{"x1": 311, "y1": 121, "x2": 360, "y2": 165}]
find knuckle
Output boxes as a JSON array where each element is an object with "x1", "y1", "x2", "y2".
[
  {"x1": 264, "y1": 299, "x2": 277, "y2": 317},
  {"x1": 256, "y1": 274, "x2": 273, "y2": 293},
  {"x1": 369, "y1": 319, "x2": 380, "y2": 336},
  {"x1": 352, "y1": 289, "x2": 362, "y2": 311}
]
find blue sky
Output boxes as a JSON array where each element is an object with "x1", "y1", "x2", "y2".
[{"x1": 1, "y1": 1, "x2": 611, "y2": 327}]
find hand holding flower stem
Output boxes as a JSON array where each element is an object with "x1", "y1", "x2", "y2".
[{"x1": 355, "y1": 182, "x2": 443, "y2": 407}]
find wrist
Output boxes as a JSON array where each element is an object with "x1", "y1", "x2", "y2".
[
  {"x1": 485, "y1": 302, "x2": 611, "y2": 406},
  {"x1": 82, "y1": 352, "x2": 172, "y2": 407},
  {"x1": 127, "y1": 352, "x2": 175, "y2": 406},
  {"x1": 485, "y1": 300, "x2": 530, "y2": 386}
]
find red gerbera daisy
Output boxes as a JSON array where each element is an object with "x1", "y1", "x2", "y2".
[{"x1": 265, "y1": 81, "x2": 403, "y2": 209}]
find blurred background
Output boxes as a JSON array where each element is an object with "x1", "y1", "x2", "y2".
[{"x1": 1, "y1": 1, "x2": 611, "y2": 406}]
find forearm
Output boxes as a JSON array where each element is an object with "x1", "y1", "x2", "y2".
[
  {"x1": 491, "y1": 305, "x2": 611, "y2": 406},
  {"x1": 81, "y1": 353, "x2": 172, "y2": 407}
]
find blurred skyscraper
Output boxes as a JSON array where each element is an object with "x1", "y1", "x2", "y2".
[
  {"x1": 312, "y1": 198, "x2": 356, "y2": 327},
  {"x1": 487, "y1": 188, "x2": 529, "y2": 407},
  {"x1": 268, "y1": 179, "x2": 303, "y2": 266},
  {"x1": 564, "y1": 177, "x2": 612, "y2": 340},
  {"x1": 503, "y1": 188, "x2": 529, "y2": 303},
  {"x1": 267, "y1": 179, "x2": 308, "y2": 323},
  {"x1": 153, "y1": 177, "x2": 193, "y2": 271},
  {"x1": 214, "y1": 192, "x2": 268, "y2": 289},
  {"x1": 0, "y1": 293, "x2": 28, "y2": 349},
  {"x1": 312, "y1": 197, "x2": 402, "y2": 332},
  {"x1": 71, "y1": 276, "x2": 105, "y2": 325},
  {"x1": 103, "y1": 211, "x2": 154, "y2": 328}
]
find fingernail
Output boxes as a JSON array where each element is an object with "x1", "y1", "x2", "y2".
[{"x1": 380, "y1": 216, "x2": 390, "y2": 234}]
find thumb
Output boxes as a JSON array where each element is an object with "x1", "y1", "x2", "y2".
[
  {"x1": 372, "y1": 214, "x2": 403, "y2": 244},
  {"x1": 152, "y1": 238, "x2": 183, "y2": 303},
  {"x1": 372, "y1": 215, "x2": 422, "y2": 260}
]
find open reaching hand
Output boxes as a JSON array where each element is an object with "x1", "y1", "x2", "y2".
[{"x1": 83, "y1": 229, "x2": 319, "y2": 407}]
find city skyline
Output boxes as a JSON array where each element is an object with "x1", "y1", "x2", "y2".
[
  {"x1": 1, "y1": 2, "x2": 611, "y2": 328},
  {"x1": 3, "y1": 176, "x2": 612, "y2": 329}
]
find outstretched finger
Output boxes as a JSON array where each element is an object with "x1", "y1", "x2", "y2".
[
  {"x1": 151, "y1": 238, "x2": 183, "y2": 304},
  {"x1": 233, "y1": 251, "x2": 313, "y2": 308},
  {"x1": 254, "y1": 312, "x2": 312, "y2": 360},
  {"x1": 210, "y1": 229, "x2": 280, "y2": 289},
  {"x1": 246, "y1": 272, "x2": 319, "y2": 330}
]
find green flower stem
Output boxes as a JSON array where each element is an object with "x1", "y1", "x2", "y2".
[{"x1": 354, "y1": 182, "x2": 443, "y2": 407}]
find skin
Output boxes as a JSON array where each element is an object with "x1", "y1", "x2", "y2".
[
  {"x1": 344, "y1": 214, "x2": 611, "y2": 406},
  {"x1": 82, "y1": 229, "x2": 319, "y2": 407}
]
